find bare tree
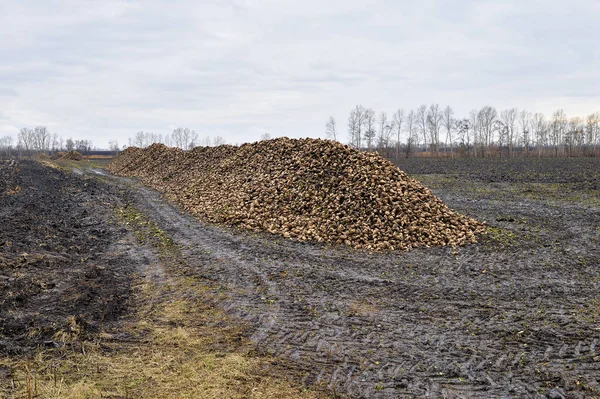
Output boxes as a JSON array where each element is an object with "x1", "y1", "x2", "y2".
[
  {"x1": 585, "y1": 112, "x2": 600, "y2": 156},
  {"x1": 346, "y1": 105, "x2": 367, "y2": 148},
  {"x1": 469, "y1": 110, "x2": 479, "y2": 156},
  {"x1": 76, "y1": 140, "x2": 84, "y2": 153},
  {"x1": 378, "y1": 111, "x2": 388, "y2": 146},
  {"x1": 477, "y1": 106, "x2": 498, "y2": 157},
  {"x1": 213, "y1": 136, "x2": 226, "y2": 146},
  {"x1": 404, "y1": 109, "x2": 417, "y2": 158},
  {"x1": 392, "y1": 109, "x2": 404, "y2": 161},
  {"x1": 260, "y1": 132, "x2": 271, "y2": 141},
  {"x1": 532, "y1": 113, "x2": 547, "y2": 157},
  {"x1": 108, "y1": 140, "x2": 120, "y2": 155},
  {"x1": 567, "y1": 117, "x2": 584, "y2": 155},
  {"x1": 426, "y1": 104, "x2": 443, "y2": 155},
  {"x1": 33, "y1": 126, "x2": 48, "y2": 152},
  {"x1": 500, "y1": 108, "x2": 517, "y2": 157},
  {"x1": 333, "y1": 105, "x2": 599, "y2": 159},
  {"x1": 519, "y1": 110, "x2": 532, "y2": 155},
  {"x1": 50, "y1": 133, "x2": 60, "y2": 153},
  {"x1": 550, "y1": 109, "x2": 567, "y2": 157},
  {"x1": 75, "y1": 139, "x2": 92, "y2": 154},
  {"x1": 455, "y1": 118, "x2": 470, "y2": 155},
  {"x1": 417, "y1": 105, "x2": 428, "y2": 152},
  {"x1": 377, "y1": 111, "x2": 392, "y2": 154},
  {"x1": 171, "y1": 127, "x2": 197, "y2": 149},
  {"x1": 363, "y1": 108, "x2": 377, "y2": 151},
  {"x1": 134, "y1": 131, "x2": 146, "y2": 148},
  {"x1": 189, "y1": 130, "x2": 198, "y2": 149},
  {"x1": 18, "y1": 128, "x2": 34, "y2": 155},
  {"x1": 442, "y1": 106, "x2": 454, "y2": 156},
  {"x1": 183, "y1": 129, "x2": 193, "y2": 148},
  {"x1": 0, "y1": 136, "x2": 14, "y2": 157},
  {"x1": 347, "y1": 108, "x2": 358, "y2": 147},
  {"x1": 171, "y1": 128, "x2": 183, "y2": 149},
  {"x1": 496, "y1": 119, "x2": 509, "y2": 157},
  {"x1": 325, "y1": 116, "x2": 337, "y2": 141},
  {"x1": 354, "y1": 105, "x2": 367, "y2": 148},
  {"x1": 142, "y1": 132, "x2": 161, "y2": 146}
]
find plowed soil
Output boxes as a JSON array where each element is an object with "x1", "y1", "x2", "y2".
[
  {"x1": 0, "y1": 160, "x2": 135, "y2": 354},
  {"x1": 1, "y1": 158, "x2": 600, "y2": 398}
]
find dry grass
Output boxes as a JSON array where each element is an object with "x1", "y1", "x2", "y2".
[
  {"x1": 1, "y1": 277, "x2": 325, "y2": 399},
  {"x1": 0, "y1": 207, "x2": 329, "y2": 399},
  {"x1": 5, "y1": 185, "x2": 22, "y2": 195},
  {"x1": 348, "y1": 300, "x2": 379, "y2": 317},
  {"x1": 85, "y1": 155, "x2": 114, "y2": 160}
]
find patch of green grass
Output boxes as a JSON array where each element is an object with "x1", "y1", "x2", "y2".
[
  {"x1": 2, "y1": 204, "x2": 329, "y2": 399},
  {"x1": 410, "y1": 174, "x2": 457, "y2": 189},
  {"x1": 117, "y1": 206, "x2": 177, "y2": 253},
  {"x1": 485, "y1": 227, "x2": 518, "y2": 247},
  {"x1": 40, "y1": 158, "x2": 112, "y2": 174},
  {"x1": 512, "y1": 182, "x2": 600, "y2": 206},
  {"x1": 573, "y1": 299, "x2": 600, "y2": 323}
]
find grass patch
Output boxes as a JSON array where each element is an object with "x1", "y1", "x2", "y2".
[
  {"x1": 118, "y1": 206, "x2": 176, "y2": 253},
  {"x1": 1, "y1": 205, "x2": 329, "y2": 399},
  {"x1": 39, "y1": 158, "x2": 112, "y2": 173},
  {"x1": 347, "y1": 300, "x2": 379, "y2": 317},
  {"x1": 484, "y1": 227, "x2": 519, "y2": 248},
  {"x1": 1, "y1": 280, "x2": 324, "y2": 398},
  {"x1": 514, "y1": 182, "x2": 600, "y2": 206}
]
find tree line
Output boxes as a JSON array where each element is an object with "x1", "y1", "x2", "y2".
[
  {"x1": 0, "y1": 126, "x2": 231, "y2": 158},
  {"x1": 126, "y1": 128, "x2": 227, "y2": 150},
  {"x1": 327, "y1": 105, "x2": 600, "y2": 160},
  {"x1": 0, "y1": 127, "x2": 95, "y2": 157}
]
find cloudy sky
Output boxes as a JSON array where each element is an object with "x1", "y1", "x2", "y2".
[{"x1": 1, "y1": 0, "x2": 599, "y2": 148}]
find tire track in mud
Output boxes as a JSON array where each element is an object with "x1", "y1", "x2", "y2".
[{"x1": 112, "y1": 174, "x2": 600, "y2": 399}]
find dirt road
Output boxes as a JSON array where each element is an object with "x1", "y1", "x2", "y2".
[
  {"x1": 2, "y1": 159, "x2": 600, "y2": 398},
  {"x1": 120, "y1": 158, "x2": 600, "y2": 398}
]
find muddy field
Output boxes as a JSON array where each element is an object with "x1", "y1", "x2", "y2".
[
  {"x1": 0, "y1": 160, "x2": 135, "y2": 354},
  {"x1": 1, "y1": 158, "x2": 599, "y2": 398}
]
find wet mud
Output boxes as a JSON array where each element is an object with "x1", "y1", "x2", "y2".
[{"x1": 0, "y1": 161, "x2": 135, "y2": 354}]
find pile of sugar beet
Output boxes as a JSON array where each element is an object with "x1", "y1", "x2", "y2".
[
  {"x1": 107, "y1": 138, "x2": 486, "y2": 251},
  {"x1": 50, "y1": 150, "x2": 84, "y2": 161}
]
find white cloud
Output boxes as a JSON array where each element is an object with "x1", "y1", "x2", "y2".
[{"x1": 0, "y1": 0, "x2": 598, "y2": 147}]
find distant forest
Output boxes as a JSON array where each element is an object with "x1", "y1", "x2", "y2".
[
  {"x1": 327, "y1": 105, "x2": 600, "y2": 160},
  {"x1": 2, "y1": 105, "x2": 599, "y2": 160},
  {"x1": 0, "y1": 127, "x2": 97, "y2": 157},
  {"x1": 0, "y1": 127, "x2": 229, "y2": 158}
]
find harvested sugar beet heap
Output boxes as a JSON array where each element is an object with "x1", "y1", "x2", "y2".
[
  {"x1": 107, "y1": 138, "x2": 486, "y2": 251},
  {"x1": 50, "y1": 150, "x2": 84, "y2": 161}
]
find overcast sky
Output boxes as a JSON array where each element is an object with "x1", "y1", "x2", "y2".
[{"x1": 1, "y1": 0, "x2": 599, "y2": 148}]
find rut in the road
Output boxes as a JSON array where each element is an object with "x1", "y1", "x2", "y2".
[{"x1": 107, "y1": 138, "x2": 485, "y2": 251}]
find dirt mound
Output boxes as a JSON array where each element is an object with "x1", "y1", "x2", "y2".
[
  {"x1": 61, "y1": 151, "x2": 84, "y2": 160},
  {"x1": 50, "y1": 151, "x2": 83, "y2": 161},
  {"x1": 107, "y1": 139, "x2": 485, "y2": 251}
]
